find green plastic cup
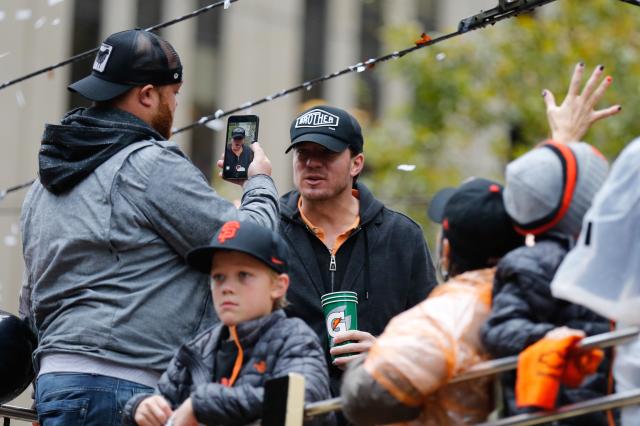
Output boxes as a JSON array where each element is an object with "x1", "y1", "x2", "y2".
[
  {"x1": 321, "y1": 291, "x2": 357, "y2": 302},
  {"x1": 320, "y1": 295, "x2": 358, "y2": 304},
  {"x1": 321, "y1": 291, "x2": 358, "y2": 360}
]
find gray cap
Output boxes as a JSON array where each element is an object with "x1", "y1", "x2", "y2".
[{"x1": 503, "y1": 142, "x2": 609, "y2": 236}]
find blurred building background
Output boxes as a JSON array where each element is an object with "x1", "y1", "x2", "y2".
[{"x1": 0, "y1": 0, "x2": 497, "y2": 417}]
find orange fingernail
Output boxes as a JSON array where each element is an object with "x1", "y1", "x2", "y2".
[{"x1": 606, "y1": 76, "x2": 613, "y2": 83}]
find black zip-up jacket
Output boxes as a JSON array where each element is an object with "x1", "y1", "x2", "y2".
[
  {"x1": 280, "y1": 183, "x2": 437, "y2": 395},
  {"x1": 122, "y1": 310, "x2": 333, "y2": 425},
  {"x1": 481, "y1": 235, "x2": 612, "y2": 425}
]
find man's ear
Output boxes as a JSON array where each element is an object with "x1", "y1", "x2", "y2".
[
  {"x1": 138, "y1": 84, "x2": 157, "y2": 108},
  {"x1": 441, "y1": 238, "x2": 451, "y2": 274},
  {"x1": 350, "y1": 153, "x2": 365, "y2": 177},
  {"x1": 271, "y1": 273, "x2": 290, "y2": 300}
]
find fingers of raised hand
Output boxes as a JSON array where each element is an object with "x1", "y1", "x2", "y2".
[
  {"x1": 591, "y1": 104, "x2": 622, "y2": 123},
  {"x1": 587, "y1": 74, "x2": 614, "y2": 110},
  {"x1": 580, "y1": 65, "x2": 604, "y2": 99},
  {"x1": 567, "y1": 62, "x2": 586, "y2": 99},
  {"x1": 542, "y1": 89, "x2": 557, "y2": 110}
]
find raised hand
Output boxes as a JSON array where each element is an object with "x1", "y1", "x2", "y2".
[{"x1": 543, "y1": 62, "x2": 621, "y2": 144}]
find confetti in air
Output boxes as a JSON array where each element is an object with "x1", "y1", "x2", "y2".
[
  {"x1": 3, "y1": 235, "x2": 17, "y2": 247},
  {"x1": 205, "y1": 119, "x2": 225, "y2": 131},
  {"x1": 15, "y1": 9, "x2": 33, "y2": 21},
  {"x1": 15, "y1": 90, "x2": 26, "y2": 108},
  {"x1": 34, "y1": 17, "x2": 47, "y2": 29}
]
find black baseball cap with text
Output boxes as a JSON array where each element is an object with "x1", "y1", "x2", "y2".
[
  {"x1": 428, "y1": 178, "x2": 524, "y2": 263},
  {"x1": 186, "y1": 221, "x2": 289, "y2": 275},
  {"x1": 286, "y1": 105, "x2": 364, "y2": 154},
  {"x1": 68, "y1": 29, "x2": 183, "y2": 102}
]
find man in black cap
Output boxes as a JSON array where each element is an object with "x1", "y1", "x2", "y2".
[
  {"x1": 224, "y1": 127, "x2": 254, "y2": 179},
  {"x1": 279, "y1": 105, "x2": 437, "y2": 406},
  {"x1": 19, "y1": 29, "x2": 278, "y2": 424}
]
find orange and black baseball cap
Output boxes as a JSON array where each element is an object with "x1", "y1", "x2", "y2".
[{"x1": 186, "y1": 221, "x2": 289, "y2": 274}]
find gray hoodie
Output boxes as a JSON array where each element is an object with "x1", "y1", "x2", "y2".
[{"x1": 20, "y1": 107, "x2": 279, "y2": 374}]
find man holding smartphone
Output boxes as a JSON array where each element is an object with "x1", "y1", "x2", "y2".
[
  {"x1": 20, "y1": 29, "x2": 278, "y2": 425},
  {"x1": 279, "y1": 105, "x2": 437, "y2": 409}
]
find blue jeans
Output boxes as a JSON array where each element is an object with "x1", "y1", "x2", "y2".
[{"x1": 35, "y1": 373, "x2": 154, "y2": 426}]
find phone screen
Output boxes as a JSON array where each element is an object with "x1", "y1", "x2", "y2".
[{"x1": 222, "y1": 115, "x2": 259, "y2": 180}]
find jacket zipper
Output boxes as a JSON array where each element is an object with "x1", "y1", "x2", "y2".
[
  {"x1": 329, "y1": 249, "x2": 337, "y2": 292},
  {"x1": 305, "y1": 224, "x2": 363, "y2": 294},
  {"x1": 327, "y1": 226, "x2": 362, "y2": 293}
]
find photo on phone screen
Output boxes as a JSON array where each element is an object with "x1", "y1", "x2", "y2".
[{"x1": 223, "y1": 115, "x2": 259, "y2": 180}]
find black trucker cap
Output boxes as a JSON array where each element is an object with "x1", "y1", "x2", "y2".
[
  {"x1": 428, "y1": 178, "x2": 524, "y2": 262},
  {"x1": 68, "y1": 29, "x2": 183, "y2": 102},
  {"x1": 232, "y1": 127, "x2": 246, "y2": 139},
  {"x1": 286, "y1": 105, "x2": 364, "y2": 154},
  {"x1": 187, "y1": 221, "x2": 289, "y2": 275}
]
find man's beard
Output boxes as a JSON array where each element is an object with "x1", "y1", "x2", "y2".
[{"x1": 151, "y1": 96, "x2": 174, "y2": 140}]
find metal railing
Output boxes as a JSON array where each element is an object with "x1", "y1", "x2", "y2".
[
  {"x1": 0, "y1": 404, "x2": 37, "y2": 422},
  {"x1": 303, "y1": 327, "x2": 640, "y2": 419},
  {"x1": 477, "y1": 389, "x2": 640, "y2": 426},
  {"x1": 2, "y1": 328, "x2": 639, "y2": 425}
]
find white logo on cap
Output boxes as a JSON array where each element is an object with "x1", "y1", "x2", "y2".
[
  {"x1": 295, "y1": 109, "x2": 339, "y2": 129},
  {"x1": 93, "y1": 43, "x2": 113, "y2": 73},
  {"x1": 174, "y1": 73, "x2": 179, "y2": 79}
]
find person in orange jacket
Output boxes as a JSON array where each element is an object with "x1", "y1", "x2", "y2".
[{"x1": 341, "y1": 177, "x2": 524, "y2": 425}]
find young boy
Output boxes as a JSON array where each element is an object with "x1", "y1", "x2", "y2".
[
  {"x1": 122, "y1": 221, "x2": 332, "y2": 426},
  {"x1": 481, "y1": 141, "x2": 612, "y2": 425}
]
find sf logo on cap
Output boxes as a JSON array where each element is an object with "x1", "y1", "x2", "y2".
[
  {"x1": 295, "y1": 109, "x2": 339, "y2": 129},
  {"x1": 218, "y1": 221, "x2": 241, "y2": 243},
  {"x1": 326, "y1": 306, "x2": 351, "y2": 338}
]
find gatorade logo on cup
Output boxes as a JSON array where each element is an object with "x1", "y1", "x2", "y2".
[{"x1": 326, "y1": 305, "x2": 352, "y2": 338}]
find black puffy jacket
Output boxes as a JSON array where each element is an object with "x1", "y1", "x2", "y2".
[
  {"x1": 122, "y1": 310, "x2": 334, "y2": 425},
  {"x1": 481, "y1": 235, "x2": 612, "y2": 425}
]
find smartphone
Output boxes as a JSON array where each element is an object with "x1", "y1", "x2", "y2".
[{"x1": 222, "y1": 115, "x2": 259, "y2": 180}]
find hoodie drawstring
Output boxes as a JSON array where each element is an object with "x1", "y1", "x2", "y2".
[{"x1": 363, "y1": 227, "x2": 370, "y2": 300}]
